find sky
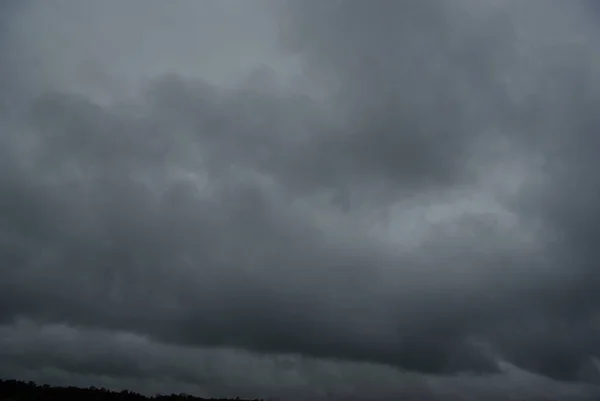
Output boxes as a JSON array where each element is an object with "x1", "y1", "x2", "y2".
[{"x1": 1, "y1": 0, "x2": 600, "y2": 400}]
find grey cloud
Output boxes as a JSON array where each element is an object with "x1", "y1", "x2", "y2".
[
  {"x1": 2, "y1": 0, "x2": 600, "y2": 398},
  {"x1": 276, "y1": 0, "x2": 600, "y2": 381},
  {"x1": 0, "y1": 80, "x2": 530, "y2": 375},
  {"x1": 1, "y1": 320, "x2": 598, "y2": 401}
]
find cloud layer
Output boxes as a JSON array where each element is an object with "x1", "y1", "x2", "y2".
[{"x1": 2, "y1": 0, "x2": 600, "y2": 399}]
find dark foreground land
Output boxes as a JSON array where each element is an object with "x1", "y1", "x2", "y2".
[
  {"x1": 1, "y1": 378, "x2": 598, "y2": 401},
  {"x1": 0, "y1": 379, "x2": 266, "y2": 401}
]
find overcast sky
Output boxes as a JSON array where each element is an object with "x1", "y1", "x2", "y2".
[{"x1": 1, "y1": 0, "x2": 600, "y2": 400}]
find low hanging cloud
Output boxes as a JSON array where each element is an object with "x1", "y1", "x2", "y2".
[
  {"x1": 1, "y1": 319, "x2": 598, "y2": 401},
  {"x1": 1, "y1": 0, "x2": 600, "y2": 399}
]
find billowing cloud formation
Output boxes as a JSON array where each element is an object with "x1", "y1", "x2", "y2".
[{"x1": 1, "y1": 0, "x2": 600, "y2": 399}]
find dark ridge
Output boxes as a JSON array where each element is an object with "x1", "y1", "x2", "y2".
[
  {"x1": 1, "y1": 378, "x2": 598, "y2": 401},
  {"x1": 0, "y1": 379, "x2": 276, "y2": 401}
]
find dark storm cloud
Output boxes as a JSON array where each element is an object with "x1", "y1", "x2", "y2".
[
  {"x1": 1, "y1": 320, "x2": 598, "y2": 401},
  {"x1": 1, "y1": 0, "x2": 600, "y2": 397},
  {"x1": 0, "y1": 79, "x2": 536, "y2": 376},
  {"x1": 276, "y1": 0, "x2": 600, "y2": 382}
]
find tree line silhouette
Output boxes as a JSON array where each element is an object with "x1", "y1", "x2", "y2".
[
  {"x1": 1, "y1": 377, "x2": 597, "y2": 401},
  {"x1": 0, "y1": 379, "x2": 273, "y2": 401}
]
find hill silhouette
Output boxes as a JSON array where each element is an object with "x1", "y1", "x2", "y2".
[
  {"x1": 2, "y1": 377, "x2": 599, "y2": 401},
  {"x1": 0, "y1": 379, "x2": 271, "y2": 401}
]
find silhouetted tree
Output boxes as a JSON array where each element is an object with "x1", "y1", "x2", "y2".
[{"x1": 0, "y1": 379, "x2": 267, "y2": 401}]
